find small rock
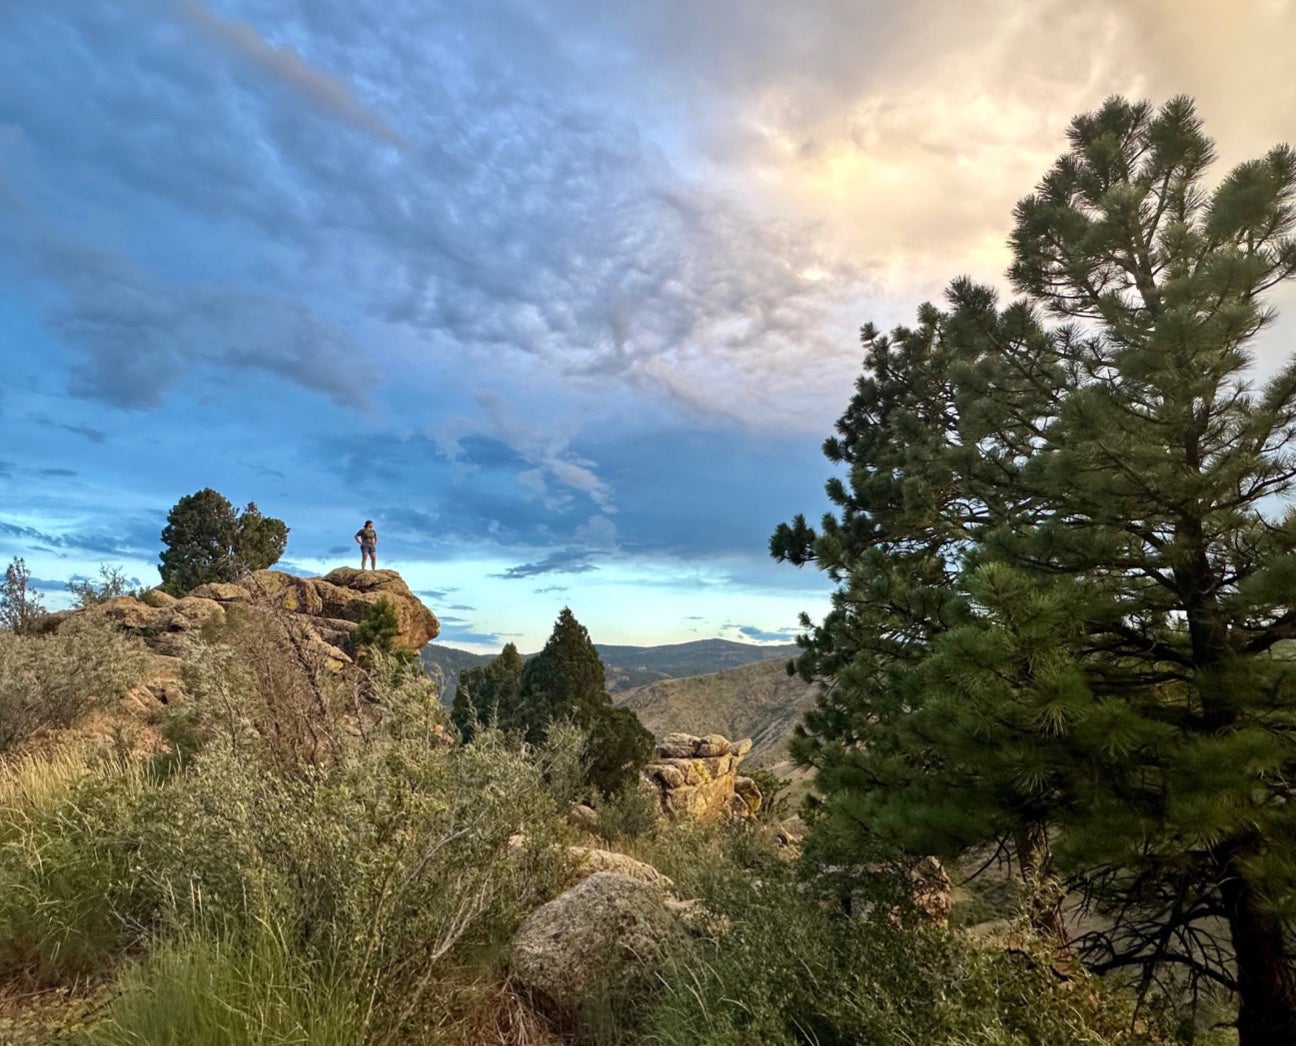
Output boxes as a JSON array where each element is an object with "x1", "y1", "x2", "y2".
[
  {"x1": 657, "y1": 732, "x2": 698, "y2": 758},
  {"x1": 566, "y1": 847, "x2": 673, "y2": 889},
  {"x1": 696, "y1": 734, "x2": 732, "y2": 757}
]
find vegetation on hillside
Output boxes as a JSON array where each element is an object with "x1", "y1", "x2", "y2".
[
  {"x1": 454, "y1": 609, "x2": 655, "y2": 798},
  {"x1": 0, "y1": 558, "x2": 46, "y2": 636},
  {"x1": 0, "y1": 608, "x2": 1167, "y2": 1045},
  {"x1": 774, "y1": 95, "x2": 1296, "y2": 1042}
]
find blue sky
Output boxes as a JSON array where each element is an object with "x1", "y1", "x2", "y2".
[{"x1": 2, "y1": 1, "x2": 1294, "y2": 651}]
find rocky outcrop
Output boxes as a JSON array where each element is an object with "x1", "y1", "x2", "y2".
[
  {"x1": 43, "y1": 569, "x2": 438, "y2": 668},
  {"x1": 509, "y1": 871, "x2": 680, "y2": 1019},
  {"x1": 643, "y1": 732, "x2": 758, "y2": 820},
  {"x1": 193, "y1": 568, "x2": 439, "y2": 653}
]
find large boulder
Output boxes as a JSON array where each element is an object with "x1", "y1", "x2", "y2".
[{"x1": 510, "y1": 871, "x2": 680, "y2": 1019}]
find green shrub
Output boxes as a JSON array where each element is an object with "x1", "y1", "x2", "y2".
[
  {"x1": 592, "y1": 780, "x2": 659, "y2": 843},
  {"x1": 352, "y1": 597, "x2": 410, "y2": 661}
]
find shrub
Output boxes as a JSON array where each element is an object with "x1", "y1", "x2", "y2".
[
  {"x1": 0, "y1": 616, "x2": 150, "y2": 752},
  {"x1": 0, "y1": 557, "x2": 46, "y2": 635},
  {"x1": 67, "y1": 565, "x2": 134, "y2": 609},
  {"x1": 352, "y1": 597, "x2": 410, "y2": 662},
  {"x1": 647, "y1": 839, "x2": 1165, "y2": 1046}
]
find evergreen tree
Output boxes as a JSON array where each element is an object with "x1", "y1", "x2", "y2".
[
  {"x1": 352, "y1": 598, "x2": 407, "y2": 661},
  {"x1": 451, "y1": 642, "x2": 523, "y2": 742},
  {"x1": 159, "y1": 489, "x2": 288, "y2": 594},
  {"x1": 776, "y1": 97, "x2": 1296, "y2": 1042},
  {"x1": 513, "y1": 608, "x2": 609, "y2": 741},
  {"x1": 512, "y1": 608, "x2": 652, "y2": 796}
]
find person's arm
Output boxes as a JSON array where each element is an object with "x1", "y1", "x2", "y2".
[{"x1": 355, "y1": 531, "x2": 363, "y2": 544}]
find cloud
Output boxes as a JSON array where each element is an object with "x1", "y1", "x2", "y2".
[
  {"x1": 38, "y1": 468, "x2": 77, "y2": 478},
  {"x1": 15, "y1": 238, "x2": 370, "y2": 410},
  {"x1": 434, "y1": 627, "x2": 514, "y2": 648},
  {"x1": 0, "y1": 518, "x2": 159, "y2": 559},
  {"x1": 492, "y1": 549, "x2": 599, "y2": 579},
  {"x1": 31, "y1": 417, "x2": 106, "y2": 443},
  {"x1": 0, "y1": 3, "x2": 868, "y2": 428},
  {"x1": 25, "y1": 576, "x2": 73, "y2": 593},
  {"x1": 733, "y1": 624, "x2": 799, "y2": 643},
  {"x1": 173, "y1": 0, "x2": 405, "y2": 147}
]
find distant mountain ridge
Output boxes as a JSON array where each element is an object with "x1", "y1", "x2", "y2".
[{"x1": 421, "y1": 638, "x2": 800, "y2": 703}]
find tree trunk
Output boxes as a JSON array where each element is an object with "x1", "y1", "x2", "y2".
[
  {"x1": 1222, "y1": 868, "x2": 1296, "y2": 1046},
  {"x1": 1014, "y1": 825, "x2": 1067, "y2": 944}
]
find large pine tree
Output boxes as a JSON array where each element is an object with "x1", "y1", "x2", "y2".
[{"x1": 776, "y1": 97, "x2": 1296, "y2": 1042}]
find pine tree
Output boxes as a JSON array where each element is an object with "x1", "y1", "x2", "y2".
[
  {"x1": 777, "y1": 97, "x2": 1296, "y2": 1041},
  {"x1": 512, "y1": 608, "x2": 652, "y2": 796},
  {"x1": 159, "y1": 489, "x2": 288, "y2": 594},
  {"x1": 513, "y1": 608, "x2": 608, "y2": 741},
  {"x1": 451, "y1": 642, "x2": 523, "y2": 741}
]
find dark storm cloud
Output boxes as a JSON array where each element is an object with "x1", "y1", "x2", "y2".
[
  {"x1": 436, "y1": 626, "x2": 506, "y2": 647},
  {"x1": 492, "y1": 549, "x2": 598, "y2": 579},
  {"x1": 19, "y1": 238, "x2": 368, "y2": 410},
  {"x1": 172, "y1": 0, "x2": 405, "y2": 147},
  {"x1": 26, "y1": 576, "x2": 74, "y2": 593},
  {"x1": 575, "y1": 425, "x2": 835, "y2": 559}
]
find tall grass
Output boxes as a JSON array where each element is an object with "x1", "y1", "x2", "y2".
[
  {"x1": 85, "y1": 920, "x2": 367, "y2": 1046},
  {"x1": 0, "y1": 747, "x2": 150, "y2": 986}
]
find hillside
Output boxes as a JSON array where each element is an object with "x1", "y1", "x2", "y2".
[
  {"x1": 613, "y1": 657, "x2": 818, "y2": 772},
  {"x1": 423, "y1": 638, "x2": 801, "y2": 702}
]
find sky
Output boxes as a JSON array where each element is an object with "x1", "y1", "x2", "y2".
[{"x1": 2, "y1": 1, "x2": 1294, "y2": 652}]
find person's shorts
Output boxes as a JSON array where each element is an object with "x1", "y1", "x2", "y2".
[{"x1": 361, "y1": 545, "x2": 376, "y2": 555}]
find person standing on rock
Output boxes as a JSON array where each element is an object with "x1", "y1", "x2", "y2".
[{"x1": 354, "y1": 520, "x2": 378, "y2": 570}]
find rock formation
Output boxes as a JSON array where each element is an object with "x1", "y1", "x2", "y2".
[
  {"x1": 509, "y1": 871, "x2": 680, "y2": 1019},
  {"x1": 41, "y1": 568, "x2": 438, "y2": 668},
  {"x1": 643, "y1": 732, "x2": 760, "y2": 819}
]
